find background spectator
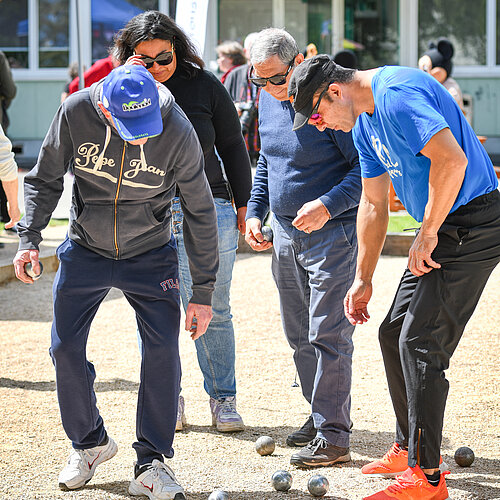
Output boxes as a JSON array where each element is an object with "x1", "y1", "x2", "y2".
[
  {"x1": 0, "y1": 123, "x2": 20, "y2": 247},
  {"x1": 223, "y1": 32, "x2": 260, "y2": 166},
  {"x1": 68, "y1": 54, "x2": 119, "y2": 95},
  {"x1": 60, "y1": 62, "x2": 80, "y2": 103},
  {"x1": 0, "y1": 50, "x2": 17, "y2": 230},
  {"x1": 333, "y1": 49, "x2": 358, "y2": 69},
  {"x1": 216, "y1": 40, "x2": 246, "y2": 83},
  {"x1": 419, "y1": 37, "x2": 464, "y2": 111},
  {"x1": 304, "y1": 43, "x2": 318, "y2": 59}
]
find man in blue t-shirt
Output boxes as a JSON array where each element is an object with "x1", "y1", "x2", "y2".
[
  {"x1": 289, "y1": 55, "x2": 500, "y2": 499},
  {"x1": 245, "y1": 29, "x2": 362, "y2": 469}
]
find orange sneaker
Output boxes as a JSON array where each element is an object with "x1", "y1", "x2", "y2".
[
  {"x1": 363, "y1": 465, "x2": 450, "y2": 500},
  {"x1": 362, "y1": 443, "x2": 448, "y2": 478}
]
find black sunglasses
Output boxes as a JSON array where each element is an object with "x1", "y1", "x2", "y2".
[
  {"x1": 310, "y1": 83, "x2": 331, "y2": 117},
  {"x1": 138, "y1": 50, "x2": 174, "y2": 69},
  {"x1": 249, "y1": 58, "x2": 296, "y2": 87}
]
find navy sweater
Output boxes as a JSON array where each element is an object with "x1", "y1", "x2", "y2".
[{"x1": 246, "y1": 90, "x2": 362, "y2": 224}]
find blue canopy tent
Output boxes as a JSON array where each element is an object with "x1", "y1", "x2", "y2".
[
  {"x1": 90, "y1": 0, "x2": 143, "y2": 31},
  {"x1": 75, "y1": 0, "x2": 143, "y2": 87}
]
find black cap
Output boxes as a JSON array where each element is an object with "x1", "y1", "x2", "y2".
[
  {"x1": 288, "y1": 54, "x2": 337, "y2": 131},
  {"x1": 424, "y1": 38, "x2": 454, "y2": 78}
]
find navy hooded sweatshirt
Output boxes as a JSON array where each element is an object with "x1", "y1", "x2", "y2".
[{"x1": 17, "y1": 80, "x2": 218, "y2": 306}]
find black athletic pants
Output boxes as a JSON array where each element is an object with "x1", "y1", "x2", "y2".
[{"x1": 379, "y1": 189, "x2": 500, "y2": 469}]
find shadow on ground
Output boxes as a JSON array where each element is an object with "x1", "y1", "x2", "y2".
[
  {"x1": 0, "y1": 377, "x2": 138, "y2": 392},
  {"x1": 88, "y1": 481, "x2": 349, "y2": 499}
]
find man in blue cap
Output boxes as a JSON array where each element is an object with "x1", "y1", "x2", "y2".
[{"x1": 14, "y1": 64, "x2": 218, "y2": 500}]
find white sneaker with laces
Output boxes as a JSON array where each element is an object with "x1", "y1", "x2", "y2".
[
  {"x1": 175, "y1": 395, "x2": 187, "y2": 431},
  {"x1": 210, "y1": 396, "x2": 245, "y2": 432},
  {"x1": 58, "y1": 436, "x2": 118, "y2": 490},
  {"x1": 129, "y1": 459, "x2": 186, "y2": 500}
]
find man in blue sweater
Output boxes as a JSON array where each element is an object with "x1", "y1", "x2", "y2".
[
  {"x1": 245, "y1": 28, "x2": 362, "y2": 468},
  {"x1": 288, "y1": 56, "x2": 499, "y2": 498}
]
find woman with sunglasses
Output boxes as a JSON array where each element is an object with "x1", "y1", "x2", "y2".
[{"x1": 114, "y1": 11, "x2": 251, "y2": 433}]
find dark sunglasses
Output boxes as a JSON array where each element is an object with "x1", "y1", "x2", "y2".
[
  {"x1": 249, "y1": 58, "x2": 296, "y2": 87},
  {"x1": 138, "y1": 50, "x2": 174, "y2": 69}
]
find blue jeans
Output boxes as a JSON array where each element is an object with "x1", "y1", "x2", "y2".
[
  {"x1": 50, "y1": 238, "x2": 181, "y2": 466},
  {"x1": 271, "y1": 215, "x2": 357, "y2": 447},
  {"x1": 172, "y1": 197, "x2": 238, "y2": 399}
]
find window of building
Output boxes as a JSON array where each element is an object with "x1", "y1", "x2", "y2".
[
  {"x1": 284, "y1": 0, "x2": 332, "y2": 56},
  {"x1": 91, "y1": 0, "x2": 159, "y2": 62},
  {"x1": 419, "y1": 0, "x2": 487, "y2": 66},
  {"x1": 0, "y1": 0, "x2": 165, "y2": 74},
  {"x1": 497, "y1": 0, "x2": 500, "y2": 64},
  {"x1": 39, "y1": 0, "x2": 70, "y2": 68},
  {"x1": 0, "y1": 0, "x2": 29, "y2": 69},
  {"x1": 345, "y1": 0, "x2": 399, "y2": 69},
  {"x1": 218, "y1": 0, "x2": 273, "y2": 44}
]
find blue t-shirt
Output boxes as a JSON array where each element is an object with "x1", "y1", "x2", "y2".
[{"x1": 353, "y1": 66, "x2": 498, "y2": 222}]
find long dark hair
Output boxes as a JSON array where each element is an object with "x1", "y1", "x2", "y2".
[{"x1": 113, "y1": 11, "x2": 204, "y2": 79}]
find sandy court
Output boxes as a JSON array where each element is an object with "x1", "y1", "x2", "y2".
[{"x1": 0, "y1": 252, "x2": 498, "y2": 499}]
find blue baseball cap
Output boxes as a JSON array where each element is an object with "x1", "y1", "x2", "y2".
[{"x1": 101, "y1": 65, "x2": 163, "y2": 141}]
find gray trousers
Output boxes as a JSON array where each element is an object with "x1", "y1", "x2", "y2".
[{"x1": 271, "y1": 215, "x2": 357, "y2": 447}]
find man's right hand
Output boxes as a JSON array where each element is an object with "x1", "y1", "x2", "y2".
[
  {"x1": 344, "y1": 278, "x2": 372, "y2": 325},
  {"x1": 13, "y1": 249, "x2": 40, "y2": 284},
  {"x1": 245, "y1": 217, "x2": 273, "y2": 252}
]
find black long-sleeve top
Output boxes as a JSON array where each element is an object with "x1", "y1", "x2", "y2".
[{"x1": 163, "y1": 69, "x2": 252, "y2": 209}]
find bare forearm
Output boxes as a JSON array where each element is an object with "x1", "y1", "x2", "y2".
[
  {"x1": 355, "y1": 194, "x2": 389, "y2": 283},
  {"x1": 2, "y1": 178, "x2": 19, "y2": 211}
]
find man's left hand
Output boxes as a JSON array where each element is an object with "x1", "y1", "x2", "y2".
[
  {"x1": 408, "y1": 230, "x2": 441, "y2": 276},
  {"x1": 292, "y1": 199, "x2": 330, "y2": 233},
  {"x1": 185, "y1": 303, "x2": 213, "y2": 340}
]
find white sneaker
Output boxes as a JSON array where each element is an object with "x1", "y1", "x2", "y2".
[
  {"x1": 210, "y1": 396, "x2": 245, "y2": 432},
  {"x1": 175, "y1": 395, "x2": 187, "y2": 431},
  {"x1": 129, "y1": 459, "x2": 186, "y2": 500},
  {"x1": 58, "y1": 436, "x2": 118, "y2": 490}
]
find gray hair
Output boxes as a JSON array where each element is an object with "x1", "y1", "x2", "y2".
[{"x1": 250, "y1": 28, "x2": 298, "y2": 65}]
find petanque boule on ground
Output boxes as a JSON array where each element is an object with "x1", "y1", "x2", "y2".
[
  {"x1": 25, "y1": 261, "x2": 43, "y2": 280},
  {"x1": 255, "y1": 435, "x2": 275, "y2": 456},
  {"x1": 454, "y1": 446, "x2": 475, "y2": 467},
  {"x1": 271, "y1": 470, "x2": 292, "y2": 491},
  {"x1": 208, "y1": 490, "x2": 229, "y2": 500},
  {"x1": 307, "y1": 474, "x2": 329, "y2": 497},
  {"x1": 261, "y1": 225, "x2": 273, "y2": 242}
]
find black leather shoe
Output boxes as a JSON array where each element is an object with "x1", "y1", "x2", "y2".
[
  {"x1": 286, "y1": 415, "x2": 316, "y2": 447},
  {"x1": 290, "y1": 437, "x2": 351, "y2": 468}
]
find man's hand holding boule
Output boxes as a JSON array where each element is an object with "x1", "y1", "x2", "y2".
[
  {"x1": 13, "y1": 249, "x2": 41, "y2": 284},
  {"x1": 185, "y1": 303, "x2": 213, "y2": 340},
  {"x1": 245, "y1": 217, "x2": 273, "y2": 251}
]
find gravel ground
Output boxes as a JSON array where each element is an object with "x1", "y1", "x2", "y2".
[{"x1": 0, "y1": 253, "x2": 499, "y2": 499}]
